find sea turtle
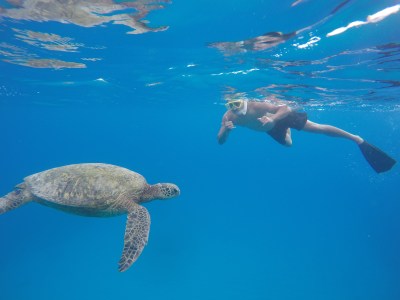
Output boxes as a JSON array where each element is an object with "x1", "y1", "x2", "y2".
[{"x1": 0, "y1": 163, "x2": 180, "y2": 272}]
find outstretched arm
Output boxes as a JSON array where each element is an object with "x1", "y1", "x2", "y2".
[{"x1": 217, "y1": 114, "x2": 234, "y2": 144}]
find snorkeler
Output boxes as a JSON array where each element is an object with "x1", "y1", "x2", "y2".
[{"x1": 217, "y1": 99, "x2": 396, "y2": 173}]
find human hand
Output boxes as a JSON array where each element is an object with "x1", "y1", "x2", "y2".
[
  {"x1": 224, "y1": 121, "x2": 235, "y2": 130},
  {"x1": 257, "y1": 115, "x2": 275, "y2": 130}
]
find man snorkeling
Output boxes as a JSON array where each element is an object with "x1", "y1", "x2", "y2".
[{"x1": 217, "y1": 99, "x2": 396, "y2": 173}]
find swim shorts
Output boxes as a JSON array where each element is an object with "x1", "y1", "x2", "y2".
[{"x1": 267, "y1": 111, "x2": 308, "y2": 145}]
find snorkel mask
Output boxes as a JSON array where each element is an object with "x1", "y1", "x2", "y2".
[
  {"x1": 225, "y1": 100, "x2": 244, "y2": 111},
  {"x1": 225, "y1": 99, "x2": 247, "y2": 115}
]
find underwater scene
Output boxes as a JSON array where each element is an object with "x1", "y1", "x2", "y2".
[{"x1": 1, "y1": 0, "x2": 399, "y2": 299}]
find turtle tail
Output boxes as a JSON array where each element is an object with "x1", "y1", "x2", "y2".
[{"x1": 0, "y1": 184, "x2": 32, "y2": 214}]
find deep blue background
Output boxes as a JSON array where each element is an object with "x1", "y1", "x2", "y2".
[{"x1": 1, "y1": 1, "x2": 400, "y2": 299}]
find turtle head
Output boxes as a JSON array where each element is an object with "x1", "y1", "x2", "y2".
[
  {"x1": 141, "y1": 183, "x2": 180, "y2": 202},
  {"x1": 157, "y1": 183, "x2": 180, "y2": 199}
]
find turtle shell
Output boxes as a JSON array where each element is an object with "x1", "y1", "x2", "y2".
[{"x1": 24, "y1": 163, "x2": 147, "y2": 208}]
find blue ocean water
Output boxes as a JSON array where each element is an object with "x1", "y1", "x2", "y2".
[{"x1": 1, "y1": 0, "x2": 399, "y2": 299}]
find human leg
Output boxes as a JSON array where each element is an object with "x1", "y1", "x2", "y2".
[
  {"x1": 302, "y1": 120, "x2": 363, "y2": 144},
  {"x1": 299, "y1": 120, "x2": 395, "y2": 173}
]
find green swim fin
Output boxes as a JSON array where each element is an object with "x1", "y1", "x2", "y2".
[{"x1": 359, "y1": 141, "x2": 396, "y2": 173}]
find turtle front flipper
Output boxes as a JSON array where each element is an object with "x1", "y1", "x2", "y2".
[
  {"x1": 0, "y1": 184, "x2": 32, "y2": 214},
  {"x1": 118, "y1": 203, "x2": 151, "y2": 272}
]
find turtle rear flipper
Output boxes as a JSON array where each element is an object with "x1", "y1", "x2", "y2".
[
  {"x1": 118, "y1": 203, "x2": 150, "y2": 272},
  {"x1": 0, "y1": 184, "x2": 32, "y2": 214}
]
